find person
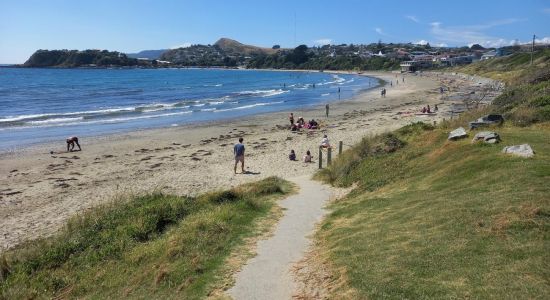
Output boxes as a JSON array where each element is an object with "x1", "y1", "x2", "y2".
[
  {"x1": 325, "y1": 103, "x2": 329, "y2": 118},
  {"x1": 434, "y1": 104, "x2": 439, "y2": 112},
  {"x1": 289, "y1": 112, "x2": 295, "y2": 126},
  {"x1": 338, "y1": 87, "x2": 341, "y2": 93},
  {"x1": 289, "y1": 150, "x2": 296, "y2": 161},
  {"x1": 421, "y1": 107, "x2": 427, "y2": 113},
  {"x1": 440, "y1": 86, "x2": 444, "y2": 94},
  {"x1": 66, "y1": 136, "x2": 81, "y2": 152},
  {"x1": 303, "y1": 150, "x2": 312, "y2": 163},
  {"x1": 291, "y1": 123, "x2": 298, "y2": 131},
  {"x1": 313, "y1": 83, "x2": 316, "y2": 88},
  {"x1": 233, "y1": 137, "x2": 245, "y2": 174},
  {"x1": 390, "y1": 81, "x2": 393, "y2": 87},
  {"x1": 427, "y1": 105, "x2": 431, "y2": 113},
  {"x1": 309, "y1": 119, "x2": 318, "y2": 129},
  {"x1": 320, "y1": 134, "x2": 331, "y2": 148},
  {"x1": 402, "y1": 77, "x2": 405, "y2": 83},
  {"x1": 298, "y1": 117, "x2": 305, "y2": 127}
]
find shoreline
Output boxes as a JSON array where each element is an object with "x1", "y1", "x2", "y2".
[
  {"x1": 0, "y1": 71, "x2": 497, "y2": 251},
  {"x1": 0, "y1": 68, "x2": 379, "y2": 154}
]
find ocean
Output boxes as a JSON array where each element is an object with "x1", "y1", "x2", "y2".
[{"x1": 0, "y1": 68, "x2": 377, "y2": 150}]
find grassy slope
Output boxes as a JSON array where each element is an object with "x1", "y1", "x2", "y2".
[
  {"x1": 0, "y1": 177, "x2": 293, "y2": 299},
  {"x1": 455, "y1": 49, "x2": 550, "y2": 126},
  {"x1": 315, "y1": 122, "x2": 550, "y2": 298}
]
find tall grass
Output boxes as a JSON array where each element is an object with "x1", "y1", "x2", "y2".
[
  {"x1": 314, "y1": 119, "x2": 550, "y2": 298},
  {"x1": 0, "y1": 177, "x2": 293, "y2": 299}
]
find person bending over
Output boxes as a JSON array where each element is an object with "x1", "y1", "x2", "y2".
[{"x1": 66, "y1": 136, "x2": 81, "y2": 152}]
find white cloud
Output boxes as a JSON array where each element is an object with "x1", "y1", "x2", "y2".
[
  {"x1": 375, "y1": 27, "x2": 385, "y2": 35},
  {"x1": 313, "y1": 38, "x2": 333, "y2": 46},
  {"x1": 171, "y1": 42, "x2": 191, "y2": 49},
  {"x1": 434, "y1": 42, "x2": 448, "y2": 47},
  {"x1": 406, "y1": 15, "x2": 420, "y2": 23},
  {"x1": 414, "y1": 40, "x2": 429, "y2": 45},
  {"x1": 428, "y1": 19, "x2": 526, "y2": 48},
  {"x1": 536, "y1": 37, "x2": 550, "y2": 44},
  {"x1": 543, "y1": 8, "x2": 550, "y2": 14}
]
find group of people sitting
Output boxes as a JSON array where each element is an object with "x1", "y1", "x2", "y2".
[
  {"x1": 288, "y1": 134, "x2": 332, "y2": 163},
  {"x1": 420, "y1": 104, "x2": 438, "y2": 113},
  {"x1": 288, "y1": 149, "x2": 313, "y2": 162},
  {"x1": 289, "y1": 113, "x2": 319, "y2": 131}
]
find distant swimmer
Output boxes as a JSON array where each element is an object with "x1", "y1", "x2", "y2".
[{"x1": 66, "y1": 136, "x2": 81, "y2": 152}]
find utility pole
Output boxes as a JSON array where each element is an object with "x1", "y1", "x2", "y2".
[{"x1": 531, "y1": 34, "x2": 535, "y2": 66}]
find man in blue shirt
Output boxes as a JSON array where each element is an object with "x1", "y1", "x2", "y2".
[{"x1": 234, "y1": 137, "x2": 245, "y2": 174}]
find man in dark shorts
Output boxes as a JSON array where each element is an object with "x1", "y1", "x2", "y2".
[
  {"x1": 66, "y1": 136, "x2": 81, "y2": 152},
  {"x1": 234, "y1": 137, "x2": 245, "y2": 174}
]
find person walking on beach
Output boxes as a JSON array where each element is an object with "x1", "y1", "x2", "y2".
[
  {"x1": 289, "y1": 113, "x2": 295, "y2": 126},
  {"x1": 234, "y1": 137, "x2": 245, "y2": 174},
  {"x1": 325, "y1": 104, "x2": 329, "y2": 118},
  {"x1": 66, "y1": 136, "x2": 81, "y2": 152}
]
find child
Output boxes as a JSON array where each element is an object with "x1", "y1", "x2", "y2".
[
  {"x1": 303, "y1": 150, "x2": 312, "y2": 163},
  {"x1": 289, "y1": 150, "x2": 296, "y2": 161}
]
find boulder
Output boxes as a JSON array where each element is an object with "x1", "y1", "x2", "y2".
[
  {"x1": 448, "y1": 127, "x2": 468, "y2": 140},
  {"x1": 472, "y1": 131, "x2": 500, "y2": 144},
  {"x1": 502, "y1": 144, "x2": 534, "y2": 158}
]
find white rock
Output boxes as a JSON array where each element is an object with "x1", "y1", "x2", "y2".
[
  {"x1": 448, "y1": 127, "x2": 468, "y2": 140},
  {"x1": 502, "y1": 144, "x2": 534, "y2": 158}
]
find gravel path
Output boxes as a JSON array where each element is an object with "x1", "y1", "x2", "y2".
[{"x1": 227, "y1": 175, "x2": 332, "y2": 299}]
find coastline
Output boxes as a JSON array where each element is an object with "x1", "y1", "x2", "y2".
[{"x1": 0, "y1": 71, "x2": 494, "y2": 251}]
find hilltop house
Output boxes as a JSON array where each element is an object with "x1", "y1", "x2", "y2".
[{"x1": 481, "y1": 50, "x2": 497, "y2": 60}]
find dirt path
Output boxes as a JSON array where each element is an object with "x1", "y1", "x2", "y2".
[{"x1": 227, "y1": 175, "x2": 333, "y2": 299}]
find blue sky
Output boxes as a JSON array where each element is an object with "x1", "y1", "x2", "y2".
[{"x1": 1, "y1": 0, "x2": 549, "y2": 63}]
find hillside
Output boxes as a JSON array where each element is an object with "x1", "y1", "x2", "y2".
[
  {"x1": 126, "y1": 49, "x2": 168, "y2": 60},
  {"x1": 23, "y1": 49, "x2": 144, "y2": 68},
  {"x1": 213, "y1": 38, "x2": 279, "y2": 55},
  {"x1": 309, "y1": 51, "x2": 550, "y2": 298},
  {"x1": 454, "y1": 49, "x2": 550, "y2": 126}
]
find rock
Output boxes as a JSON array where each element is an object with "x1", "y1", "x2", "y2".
[
  {"x1": 502, "y1": 144, "x2": 534, "y2": 158},
  {"x1": 448, "y1": 127, "x2": 468, "y2": 140},
  {"x1": 472, "y1": 131, "x2": 500, "y2": 143}
]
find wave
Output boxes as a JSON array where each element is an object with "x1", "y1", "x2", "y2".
[
  {"x1": 236, "y1": 89, "x2": 288, "y2": 97},
  {"x1": 317, "y1": 75, "x2": 346, "y2": 86},
  {"x1": 26, "y1": 117, "x2": 84, "y2": 125},
  {"x1": 0, "y1": 107, "x2": 136, "y2": 123},
  {"x1": 215, "y1": 101, "x2": 284, "y2": 112}
]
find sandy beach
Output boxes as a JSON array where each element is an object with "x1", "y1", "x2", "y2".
[{"x1": 0, "y1": 71, "x2": 498, "y2": 251}]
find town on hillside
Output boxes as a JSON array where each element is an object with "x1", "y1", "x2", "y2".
[{"x1": 20, "y1": 37, "x2": 550, "y2": 71}]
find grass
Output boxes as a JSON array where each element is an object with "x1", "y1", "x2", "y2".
[
  {"x1": 315, "y1": 121, "x2": 550, "y2": 299},
  {"x1": 0, "y1": 177, "x2": 293, "y2": 299}
]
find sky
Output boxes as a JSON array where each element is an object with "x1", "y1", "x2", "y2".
[{"x1": 1, "y1": 0, "x2": 549, "y2": 64}]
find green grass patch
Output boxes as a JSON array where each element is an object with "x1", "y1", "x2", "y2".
[
  {"x1": 0, "y1": 177, "x2": 293, "y2": 299},
  {"x1": 316, "y1": 122, "x2": 550, "y2": 298}
]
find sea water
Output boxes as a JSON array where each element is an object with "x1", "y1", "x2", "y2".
[{"x1": 0, "y1": 68, "x2": 377, "y2": 149}]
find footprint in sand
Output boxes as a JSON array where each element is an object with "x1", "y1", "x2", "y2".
[{"x1": 149, "y1": 163, "x2": 162, "y2": 169}]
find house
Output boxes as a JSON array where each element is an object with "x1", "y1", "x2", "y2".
[{"x1": 481, "y1": 50, "x2": 497, "y2": 60}]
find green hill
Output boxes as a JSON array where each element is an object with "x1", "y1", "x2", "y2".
[
  {"x1": 23, "y1": 49, "x2": 143, "y2": 67},
  {"x1": 311, "y1": 51, "x2": 550, "y2": 298}
]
